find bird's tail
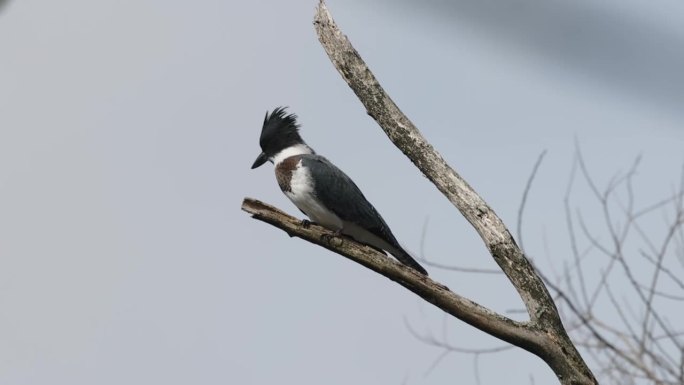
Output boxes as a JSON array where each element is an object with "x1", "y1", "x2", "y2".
[{"x1": 388, "y1": 245, "x2": 428, "y2": 276}]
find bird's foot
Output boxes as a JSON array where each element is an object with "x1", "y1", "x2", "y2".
[
  {"x1": 321, "y1": 229, "x2": 344, "y2": 247},
  {"x1": 301, "y1": 219, "x2": 314, "y2": 228}
]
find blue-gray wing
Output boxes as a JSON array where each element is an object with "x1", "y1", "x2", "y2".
[
  {"x1": 300, "y1": 155, "x2": 429, "y2": 275},
  {"x1": 299, "y1": 155, "x2": 399, "y2": 246}
]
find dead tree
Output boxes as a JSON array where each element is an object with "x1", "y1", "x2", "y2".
[
  {"x1": 413, "y1": 150, "x2": 684, "y2": 385},
  {"x1": 242, "y1": 2, "x2": 597, "y2": 384}
]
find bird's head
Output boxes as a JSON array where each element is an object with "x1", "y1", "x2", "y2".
[{"x1": 251, "y1": 107, "x2": 307, "y2": 169}]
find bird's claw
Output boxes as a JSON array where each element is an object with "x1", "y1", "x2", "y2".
[{"x1": 321, "y1": 230, "x2": 344, "y2": 247}]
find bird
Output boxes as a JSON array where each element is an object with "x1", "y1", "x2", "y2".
[{"x1": 251, "y1": 107, "x2": 428, "y2": 276}]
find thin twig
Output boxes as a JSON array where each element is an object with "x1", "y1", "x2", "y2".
[{"x1": 517, "y1": 150, "x2": 547, "y2": 252}]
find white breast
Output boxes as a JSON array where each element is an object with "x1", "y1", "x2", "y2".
[{"x1": 284, "y1": 162, "x2": 344, "y2": 231}]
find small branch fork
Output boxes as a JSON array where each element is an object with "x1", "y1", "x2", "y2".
[{"x1": 243, "y1": 2, "x2": 597, "y2": 384}]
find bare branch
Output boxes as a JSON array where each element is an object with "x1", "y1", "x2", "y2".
[
  {"x1": 547, "y1": 152, "x2": 684, "y2": 384},
  {"x1": 416, "y1": 258, "x2": 503, "y2": 275},
  {"x1": 314, "y1": 2, "x2": 557, "y2": 328},
  {"x1": 404, "y1": 319, "x2": 513, "y2": 355},
  {"x1": 517, "y1": 150, "x2": 547, "y2": 252},
  {"x1": 242, "y1": 198, "x2": 538, "y2": 346},
  {"x1": 418, "y1": 216, "x2": 501, "y2": 274}
]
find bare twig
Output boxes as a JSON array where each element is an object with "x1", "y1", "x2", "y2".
[
  {"x1": 517, "y1": 150, "x2": 547, "y2": 252},
  {"x1": 418, "y1": 217, "x2": 501, "y2": 274},
  {"x1": 548, "y1": 152, "x2": 684, "y2": 384}
]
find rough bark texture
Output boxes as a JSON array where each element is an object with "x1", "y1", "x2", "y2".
[{"x1": 243, "y1": 2, "x2": 598, "y2": 384}]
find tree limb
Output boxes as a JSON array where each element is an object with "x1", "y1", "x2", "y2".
[
  {"x1": 242, "y1": 197, "x2": 538, "y2": 349},
  {"x1": 314, "y1": 0, "x2": 551, "y2": 326},
  {"x1": 312, "y1": 2, "x2": 595, "y2": 383}
]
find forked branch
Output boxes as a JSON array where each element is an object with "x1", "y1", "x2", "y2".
[
  {"x1": 312, "y1": 2, "x2": 595, "y2": 382},
  {"x1": 242, "y1": 2, "x2": 597, "y2": 384}
]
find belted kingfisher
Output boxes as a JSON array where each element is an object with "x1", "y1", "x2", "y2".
[{"x1": 251, "y1": 107, "x2": 428, "y2": 276}]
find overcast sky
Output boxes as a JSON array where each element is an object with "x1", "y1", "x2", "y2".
[{"x1": 1, "y1": 1, "x2": 683, "y2": 384}]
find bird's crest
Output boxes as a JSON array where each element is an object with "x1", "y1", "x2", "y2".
[{"x1": 259, "y1": 107, "x2": 303, "y2": 151}]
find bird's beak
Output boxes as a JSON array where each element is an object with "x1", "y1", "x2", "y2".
[{"x1": 251, "y1": 152, "x2": 269, "y2": 169}]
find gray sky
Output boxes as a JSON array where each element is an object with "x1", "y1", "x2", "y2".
[{"x1": 1, "y1": 1, "x2": 683, "y2": 384}]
